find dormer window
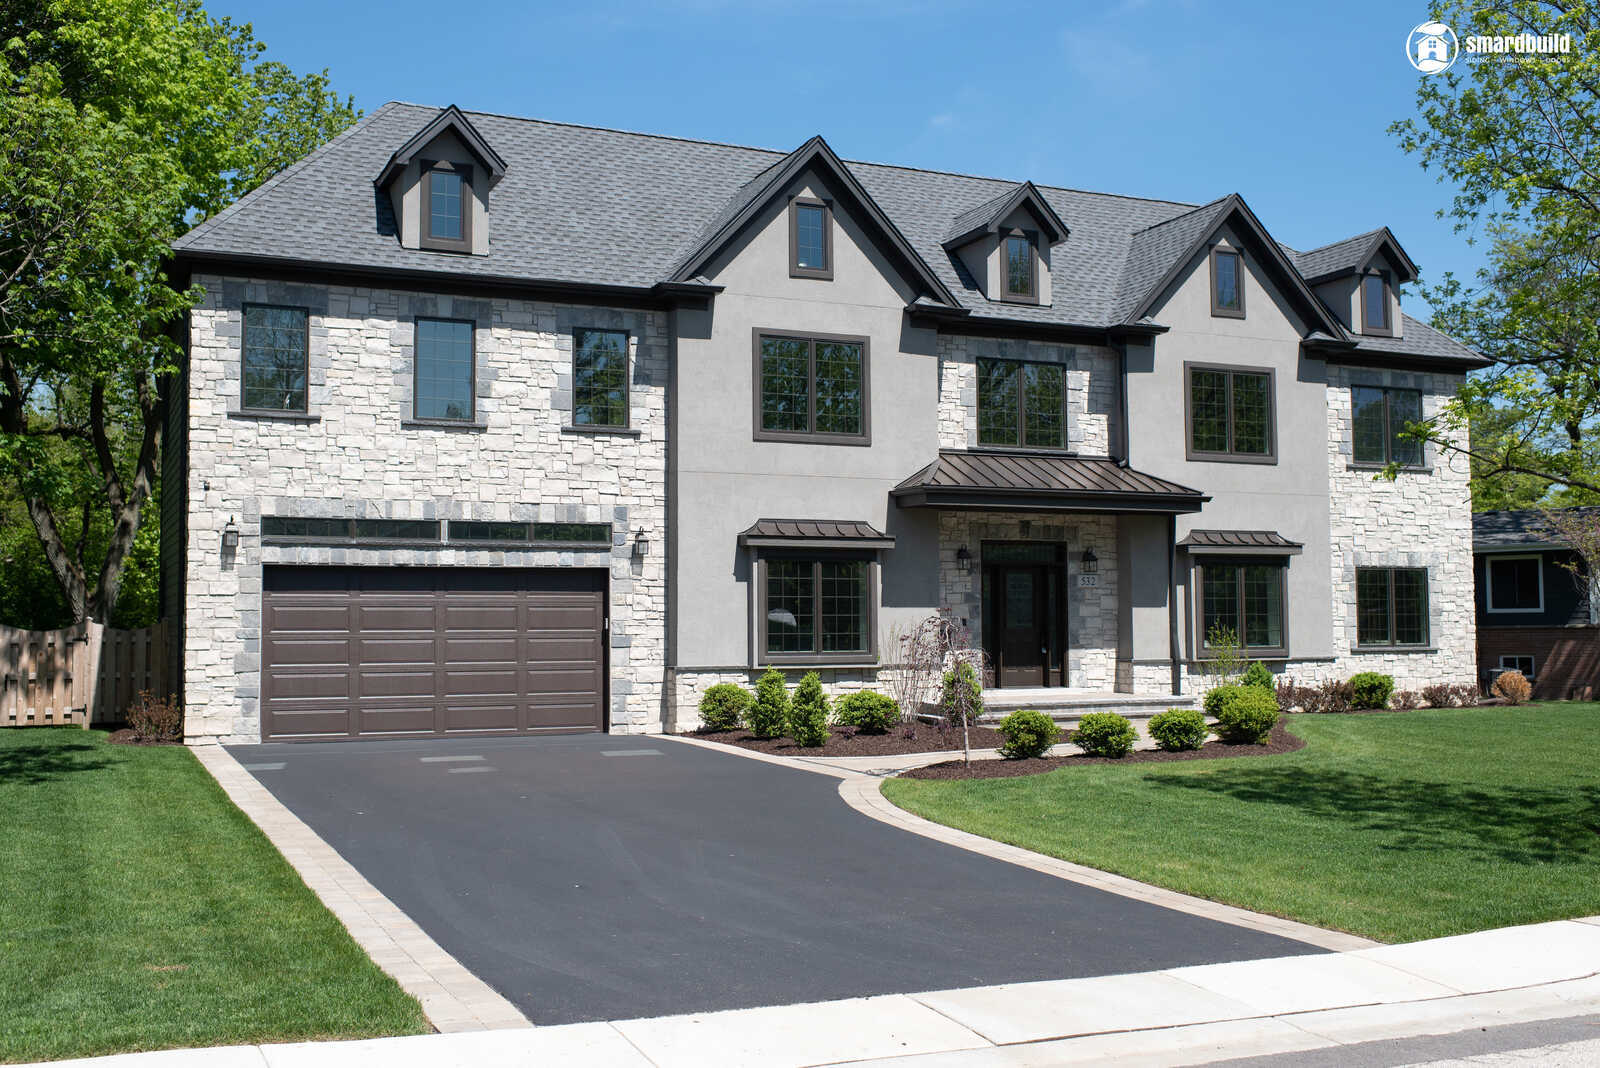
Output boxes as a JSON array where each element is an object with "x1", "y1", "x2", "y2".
[
  {"x1": 1210, "y1": 245, "x2": 1244, "y2": 318},
  {"x1": 789, "y1": 197, "x2": 832, "y2": 279},
  {"x1": 1003, "y1": 231, "x2": 1036, "y2": 301},
  {"x1": 422, "y1": 161, "x2": 472, "y2": 252},
  {"x1": 1361, "y1": 271, "x2": 1393, "y2": 335}
]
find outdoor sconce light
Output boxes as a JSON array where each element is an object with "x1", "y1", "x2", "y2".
[
  {"x1": 221, "y1": 517, "x2": 240, "y2": 553},
  {"x1": 1081, "y1": 547, "x2": 1099, "y2": 574},
  {"x1": 632, "y1": 529, "x2": 650, "y2": 559},
  {"x1": 955, "y1": 545, "x2": 972, "y2": 574}
]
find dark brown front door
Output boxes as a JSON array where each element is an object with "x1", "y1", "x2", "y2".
[
  {"x1": 261, "y1": 566, "x2": 606, "y2": 741},
  {"x1": 995, "y1": 565, "x2": 1048, "y2": 688}
]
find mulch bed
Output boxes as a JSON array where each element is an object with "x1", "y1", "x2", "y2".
[
  {"x1": 899, "y1": 719, "x2": 1306, "y2": 780},
  {"x1": 684, "y1": 724, "x2": 1006, "y2": 757},
  {"x1": 105, "y1": 728, "x2": 182, "y2": 747}
]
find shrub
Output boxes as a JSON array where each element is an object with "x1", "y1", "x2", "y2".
[
  {"x1": 1072, "y1": 711, "x2": 1137, "y2": 758},
  {"x1": 939, "y1": 660, "x2": 984, "y2": 724},
  {"x1": 788, "y1": 672, "x2": 831, "y2": 747},
  {"x1": 1420, "y1": 683, "x2": 1457, "y2": 708},
  {"x1": 125, "y1": 691, "x2": 181, "y2": 742},
  {"x1": 748, "y1": 669, "x2": 791, "y2": 739},
  {"x1": 1210, "y1": 685, "x2": 1279, "y2": 744},
  {"x1": 1275, "y1": 680, "x2": 1310, "y2": 713},
  {"x1": 1301, "y1": 679, "x2": 1353, "y2": 714},
  {"x1": 998, "y1": 709, "x2": 1060, "y2": 759},
  {"x1": 698, "y1": 683, "x2": 752, "y2": 732},
  {"x1": 1453, "y1": 682, "x2": 1482, "y2": 708},
  {"x1": 1391, "y1": 689, "x2": 1422, "y2": 711},
  {"x1": 1349, "y1": 672, "x2": 1395, "y2": 710},
  {"x1": 835, "y1": 691, "x2": 899, "y2": 733},
  {"x1": 1241, "y1": 661, "x2": 1275, "y2": 690},
  {"x1": 1149, "y1": 707, "x2": 1208, "y2": 752},
  {"x1": 1493, "y1": 670, "x2": 1532, "y2": 705}
]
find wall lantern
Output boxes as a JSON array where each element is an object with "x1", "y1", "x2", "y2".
[
  {"x1": 1080, "y1": 547, "x2": 1099, "y2": 574},
  {"x1": 632, "y1": 529, "x2": 650, "y2": 560},
  {"x1": 221, "y1": 517, "x2": 240, "y2": 553},
  {"x1": 955, "y1": 545, "x2": 972, "y2": 574}
]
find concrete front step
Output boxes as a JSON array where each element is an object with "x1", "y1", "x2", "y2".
[{"x1": 975, "y1": 689, "x2": 1195, "y2": 726}]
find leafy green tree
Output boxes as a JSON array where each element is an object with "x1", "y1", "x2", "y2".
[
  {"x1": 0, "y1": 0, "x2": 355, "y2": 624},
  {"x1": 1391, "y1": 2, "x2": 1600, "y2": 503}
]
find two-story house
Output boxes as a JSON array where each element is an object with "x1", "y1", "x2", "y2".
[{"x1": 165, "y1": 103, "x2": 1486, "y2": 743}]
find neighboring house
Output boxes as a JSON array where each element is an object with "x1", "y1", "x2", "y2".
[
  {"x1": 1473, "y1": 508, "x2": 1600, "y2": 699},
  {"x1": 164, "y1": 103, "x2": 1487, "y2": 744}
]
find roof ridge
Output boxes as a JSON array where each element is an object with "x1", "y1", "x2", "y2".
[
  {"x1": 175, "y1": 103, "x2": 398, "y2": 248},
  {"x1": 385, "y1": 100, "x2": 1200, "y2": 212},
  {"x1": 1130, "y1": 193, "x2": 1233, "y2": 236}
]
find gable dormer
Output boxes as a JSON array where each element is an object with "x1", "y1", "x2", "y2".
[
  {"x1": 374, "y1": 105, "x2": 507, "y2": 255},
  {"x1": 942, "y1": 182, "x2": 1069, "y2": 307},
  {"x1": 1299, "y1": 228, "x2": 1419, "y2": 339}
]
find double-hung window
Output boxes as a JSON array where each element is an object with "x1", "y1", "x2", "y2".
[
  {"x1": 414, "y1": 318, "x2": 475, "y2": 421},
  {"x1": 1187, "y1": 365, "x2": 1274, "y2": 461},
  {"x1": 1356, "y1": 567, "x2": 1430, "y2": 648},
  {"x1": 241, "y1": 305, "x2": 309, "y2": 412},
  {"x1": 1485, "y1": 556, "x2": 1543, "y2": 613},
  {"x1": 1197, "y1": 559, "x2": 1288, "y2": 656},
  {"x1": 572, "y1": 328, "x2": 629, "y2": 428},
  {"x1": 1352, "y1": 386, "x2": 1423, "y2": 467},
  {"x1": 761, "y1": 555, "x2": 873, "y2": 661},
  {"x1": 754, "y1": 331, "x2": 867, "y2": 442},
  {"x1": 976, "y1": 358, "x2": 1066, "y2": 449}
]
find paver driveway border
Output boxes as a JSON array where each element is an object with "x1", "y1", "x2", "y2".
[
  {"x1": 191, "y1": 744, "x2": 532, "y2": 1033},
  {"x1": 662, "y1": 734, "x2": 1377, "y2": 953}
]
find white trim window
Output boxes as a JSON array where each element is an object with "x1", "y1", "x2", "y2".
[
  {"x1": 1485, "y1": 554, "x2": 1544, "y2": 614},
  {"x1": 1499, "y1": 654, "x2": 1535, "y2": 678}
]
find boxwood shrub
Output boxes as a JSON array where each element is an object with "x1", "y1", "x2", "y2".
[
  {"x1": 1349, "y1": 672, "x2": 1395, "y2": 710},
  {"x1": 1210, "y1": 685, "x2": 1279, "y2": 744},
  {"x1": 698, "y1": 683, "x2": 752, "y2": 732},
  {"x1": 998, "y1": 709, "x2": 1060, "y2": 759},
  {"x1": 1148, "y1": 707, "x2": 1208, "y2": 752},
  {"x1": 1072, "y1": 711, "x2": 1137, "y2": 758},
  {"x1": 834, "y1": 691, "x2": 899, "y2": 733}
]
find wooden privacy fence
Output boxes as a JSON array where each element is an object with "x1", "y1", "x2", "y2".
[{"x1": 0, "y1": 621, "x2": 169, "y2": 728}]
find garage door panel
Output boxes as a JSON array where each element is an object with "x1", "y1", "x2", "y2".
[{"x1": 263, "y1": 566, "x2": 605, "y2": 740}]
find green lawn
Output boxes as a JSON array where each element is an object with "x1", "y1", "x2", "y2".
[
  {"x1": 0, "y1": 729, "x2": 427, "y2": 1063},
  {"x1": 883, "y1": 704, "x2": 1600, "y2": 944}
]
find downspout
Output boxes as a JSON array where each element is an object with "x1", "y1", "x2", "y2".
[
  {"x1": 1168, "y1": 512, "x2": 1181, "y2": 696},
  {"x1": 1114, "y1": 337, "x2": 1131, "y2": 466},
  {"x1": 664, "y1": 304, "x2": 679, "y2": 731}
]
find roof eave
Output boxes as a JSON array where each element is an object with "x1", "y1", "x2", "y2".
[{"x1": 891, "y1": 485, "x2": 1210, "y2": 515}]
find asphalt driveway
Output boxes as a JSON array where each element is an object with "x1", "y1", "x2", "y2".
[{"x1": 231, "y1": 733, "x2": 1318, "y2": 1024}]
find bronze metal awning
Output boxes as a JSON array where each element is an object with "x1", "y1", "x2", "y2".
[
  {"x1": 737, "y1": 518, "x2": 896, "y2": 549},
  {"x1": 892, "y1": 450, "x2": 1207, "y2": 514},
  {"x1": 1178, "y1": 529, "x2": 1303, "y2": 555}
]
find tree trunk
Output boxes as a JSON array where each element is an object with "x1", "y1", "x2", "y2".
[{"x1": 85, "y1": 376, "x2": 161, "y2": 624}]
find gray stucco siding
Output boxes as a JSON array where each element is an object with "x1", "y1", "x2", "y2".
[{"x1": 183, "y1": 274, "x2": 668, "y2": 742}]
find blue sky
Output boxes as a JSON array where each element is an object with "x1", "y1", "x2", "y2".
[{"x1": 218, "y1": 0, "x2": 1485, "y2": 312}]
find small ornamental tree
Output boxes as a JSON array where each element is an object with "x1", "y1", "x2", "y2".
[
  {"x1": 748, "y1": 669, "x2": 790, "y2": 739},
  {"x1": 788, "y1": 671, "x2": 830, "y2": 747}
]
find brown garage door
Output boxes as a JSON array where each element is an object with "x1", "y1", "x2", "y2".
[{"x1": 261, "y1": 567, "x2": 606, "y2": 741}]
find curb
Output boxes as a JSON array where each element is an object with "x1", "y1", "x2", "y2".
[{"x1": 190, "y1": 744, "x2": 532, "y2": 1033}]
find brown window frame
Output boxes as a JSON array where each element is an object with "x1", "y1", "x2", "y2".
[
  {"x1": 1351, "y1": 384, "x2": 1425, "y2": 468},
  {"x1": 420, "y1": 160, "x2": 473, "y2": 253},
  {"x1": 571, "y1": 327, "x2": 631, "y2": 429},
  {"x1": 1184, "y1": 362, "x2": 1277, "y2": 464},
  {"x1": 788, "y1": 196, "x2": 833, "y2": 280},
  {"x1": 975, "y1": 357, "x2": 1071, "y2": 451},
  {"x1": 412, "y1": 316, "x2": 477, "y2": 423},
  {"x1": 755, "y1": 551, "x2": 879, "y2": 666},
  {"x1": 1210, "y1": 245, "x2": 1245, "y2": 318},
  {"x1": 1360, "y1": 270, "x2": 1393, "y2": 336},
  {"x1": 1355, "y1": 566, "x2": 1431, "y2": 650},
  {"x1": 1000, "y1": 229, "x2": 1039, "y2": 304},
  {"x1": 1193, "y1": 556, "x2": 1290, "y2": 659},
  {"x1": 239, "y1": 303, "x2": 311, "y2": 415},
  {"x1": 751, "y1": 329, "x2": 871, "y2": 446}
]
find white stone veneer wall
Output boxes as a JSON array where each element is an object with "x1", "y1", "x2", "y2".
[
  {"x1": 184, "y1": 274, "x2": 669, "y2": 742},
  {"x1": 937, "y1": 336, "x2": 1120, "y2": 454}
]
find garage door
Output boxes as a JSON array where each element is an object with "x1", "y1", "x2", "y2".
[{"x1": 261, "y1": 567, "x2": 606, "y2": 740}]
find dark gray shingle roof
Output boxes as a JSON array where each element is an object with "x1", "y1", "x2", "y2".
[
  {"x1": 1285, "y1": 230, "x2": 1385, "y2": 281},
  {"x1": 1348, "y1": 315, "x2": 1484, "y2": 364},
  {"x1": 1474, "y1": 507, "x2": 1600, "y2": 550},
  {"x1": 175, "y1": 102, "x2": 1476, "y2": 366}
]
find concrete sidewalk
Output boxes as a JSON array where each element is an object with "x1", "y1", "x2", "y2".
[{"x1": 33, "y1": 918, "x2": 1600, "y2": 1068}]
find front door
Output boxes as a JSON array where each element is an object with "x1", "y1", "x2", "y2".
[{"x1": 995, "y1": 565, "x2": 1047, "y2": 688}]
